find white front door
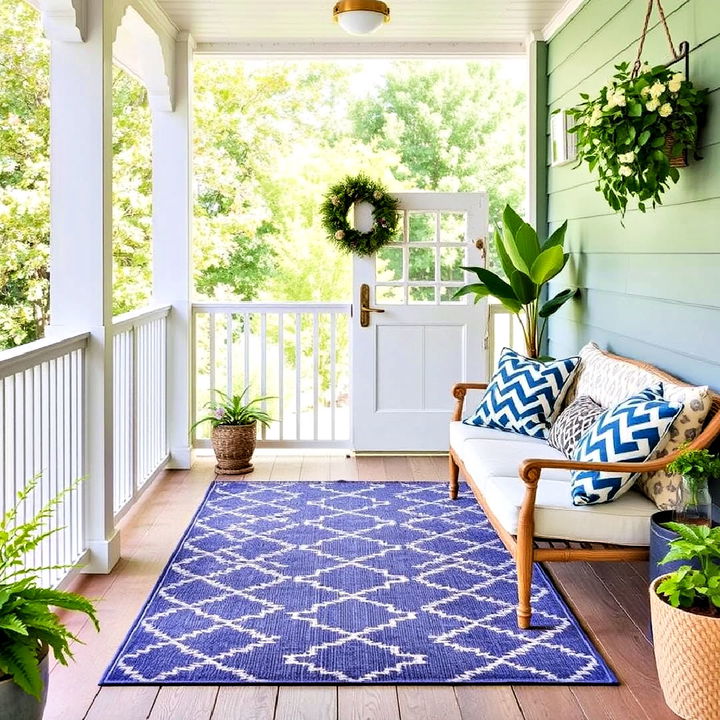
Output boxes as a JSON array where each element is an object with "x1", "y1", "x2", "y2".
[{"x1": 352, "y1": 192, "x2": 488, "y2": 452}]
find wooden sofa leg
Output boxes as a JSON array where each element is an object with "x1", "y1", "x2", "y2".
[
  {"x1": 449, "y1": 453, "x2": 459, "y2": 500},
  {"x1": 516, "y1": 541, "x2": 533, "y2": 629}
]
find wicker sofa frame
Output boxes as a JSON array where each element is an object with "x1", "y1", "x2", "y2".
[{"x1": 448, "y1": 350, "x2": 720, "y2": 629}]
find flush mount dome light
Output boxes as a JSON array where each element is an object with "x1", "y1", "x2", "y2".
[{"x1": 333, "y1": 0, "x2": 391, "y2": 35}]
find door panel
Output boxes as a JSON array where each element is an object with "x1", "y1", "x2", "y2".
[{"x1": 352, "y1": 192, "x2": 488, "y2": 452}]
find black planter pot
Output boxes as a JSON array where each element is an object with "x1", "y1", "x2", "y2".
[{"x1": 648, "y1": 510, "x2": 702, "y2": 584}]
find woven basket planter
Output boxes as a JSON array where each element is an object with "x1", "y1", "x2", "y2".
[
  {"x1": 650, "y1": 575, "x2": 720, "y2": 720},
  {"x1": 211, "y1": 422, "x2": 257, "y2": 476},
  {"x1": 664, "y1": 132, "x2": 688, "y2": 168}
]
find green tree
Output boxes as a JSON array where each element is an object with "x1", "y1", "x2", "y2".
[
  {"x1": 112, "y1": 68, "x2": 152, "y2": 314},
  {"x1": 351, "y1": 61, "x2": 527, "y2": 228},
  {"x1": 0, "y1": 0, "x2": 50, "y2": 348}
]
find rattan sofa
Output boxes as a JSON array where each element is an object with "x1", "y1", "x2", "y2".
[{"x1": 449, "y1": 349, "x2": 720, "y2": 629}]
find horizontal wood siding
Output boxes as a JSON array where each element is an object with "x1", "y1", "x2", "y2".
[{"x1": 545, "y1": 0, "x2": 720, "y2": 393}]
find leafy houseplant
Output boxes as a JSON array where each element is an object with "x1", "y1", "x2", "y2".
[
  {"x1": 651, "y1": 524, "x2": 720, "y2": 719},
  {"x1": 192, "y1": 388, "x2": 274, "y2": 476},
  {"x1": 0, "y1": 477, "x2": 99, "y2": 717},
  {"x1": 666, "y1": 448, "x2": 719, "y2": 526},
  {"x1": 454, "y1": 205, "x2": 576, "y2": 359},
  {"x1": 567, "y1": 61, "x2": 707, "y2": 217}
]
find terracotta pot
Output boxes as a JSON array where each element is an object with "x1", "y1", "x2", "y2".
[
  {"x1": 650, "y1": 575, "x2": 720, "y2": 720},
  {"x1": 211, "y1": 422, "x2": 257, "y2": 476},
  {"x1": 0, "y1": 652, "x2": 49, "y2": 720}
]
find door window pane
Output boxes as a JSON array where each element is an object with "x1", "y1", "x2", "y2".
[
  {"x1": 376, "y1": 246, "x2": 403, "y2": 282},
  {"x1": 376, "y1": 286, "x2": 404, "y2": 304},
  {"x1": 408, "y1": 247, "x2": 435, "y2": 281},
  {"x1": 408, "y1": 212, "x2": 436, "y2": 243},
  {"x1": 408, "y1": 286, "x2": 436, "y2": 303},
  {"x1": 440, "y1": 246, "x2": 465, "y2": 282},
  {"x1": 440, "y1": 286, "x2": 463, "y2": 303},
  {"x1": 440, "y1": 212, "x2": 466, "y2": 243}
]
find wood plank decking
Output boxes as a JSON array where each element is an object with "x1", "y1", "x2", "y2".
[{"x1": 47, "y1": 453, "x2": 677, "y2": 720}]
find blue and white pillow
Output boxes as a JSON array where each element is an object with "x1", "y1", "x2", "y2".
[
  {"x1": 464, "y1": 347, "x2": 580, "y2": 439},
  {"x1": 571, "y1": 384, "x2": 683, "y2": 506}
]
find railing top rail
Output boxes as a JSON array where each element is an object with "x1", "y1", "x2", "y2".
[
  {"x1": 0, "y1": 332, "x2": 90, "y2": 380},
  {"x1": 112, "y1": 305, "x2": 172, "y2": 335},
  {"x1": 192, "y1": 302, "x2": 351, "y2": 314}
]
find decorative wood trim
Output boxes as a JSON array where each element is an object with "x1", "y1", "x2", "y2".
[
  {"x1": 34, "y1": 0, "x2": 86, "y2": 42},
  {"x1": 541, "y1": 0, "x2": 589, "y2": 42},
  {"x1": 113, "y1": 2, "x2": 176, "y2": 112},
  {"x1": 195, "y1": 40, "x2": 526, "y2": 58},
  {"x1": 451, "y1": 382, "x2": 488, "y2": 421}
]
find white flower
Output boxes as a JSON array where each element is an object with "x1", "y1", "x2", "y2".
[
  {"x1": 334, "y1": 230, "x2": 345, "y2": 240},
  {"x1": 373, "y1": 190, "x2": 383, "y2": 201},
  {"x1": 589, "y1": 108, "x2": 603, "y2": 126},
  {"x1": 612, "y1": 92, "x2": 627, "y2": 107},
  {"x1": 668, "y1": 73, "x2": 684, "y2": 93},
  {"x1": 658, "y1": 103, "x2": 673, "y2": 118},
  {"x1": 646, "y1": 98, "x2": 660, "y2": 112},
  {"x1": 618, "y1": 151, "x2": 635, "y2": 164},
  {"x1": 619, "y1": 165, "x2": 633, "y2": 177},
  {"x1": 640, "y1": 86, "x2": 651, "y2": 97},
  {"x1": 649, "y1": 81, "x2": 666, "y2": 98}
]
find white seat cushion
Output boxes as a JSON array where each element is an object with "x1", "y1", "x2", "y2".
[
  {"x1": 462, "y1": 438, "x2": 573, "y2": 483},
  {"x1": 449, "y1": 421, "x2": 547, "y2": 454},
  {"x1": 474, "y1": 473, "x2": 655, "y2": 546}
]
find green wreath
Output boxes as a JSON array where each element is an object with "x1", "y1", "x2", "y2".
[{"x1": 320, "y1": 174, "x2": 400, "y2": 256}]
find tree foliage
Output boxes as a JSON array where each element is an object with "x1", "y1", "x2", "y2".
[{"x1": 0, "y1": 1, "x2": 527, "y2": 352}]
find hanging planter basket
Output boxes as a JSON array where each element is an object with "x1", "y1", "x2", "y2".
[{"x1": 566, "y1": 0, "x2": 707, "y2": 217}]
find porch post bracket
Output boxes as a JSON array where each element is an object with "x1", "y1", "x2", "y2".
[
  {"x1": 112, "y1": 0, "x2": 178, "y2": 112},
  {"x1": 38, "y1": 0, "x2": 87, "y2": 42}
]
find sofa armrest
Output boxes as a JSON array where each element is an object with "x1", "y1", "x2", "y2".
[{"x1": 451, "y1": 382, "x2": 488, "y2": 422}]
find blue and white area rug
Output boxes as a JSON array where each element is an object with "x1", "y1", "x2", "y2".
[{"x1": 101, "y1": 482, "x2": 616, "y2": 685}]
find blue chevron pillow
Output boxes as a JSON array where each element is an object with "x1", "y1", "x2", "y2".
[
  {"x1": 464, "y1": 347, "x2": 580, "y2": 439},
  {"x1": 571, "y1": 384, "x2": 683, "y2": 506}
]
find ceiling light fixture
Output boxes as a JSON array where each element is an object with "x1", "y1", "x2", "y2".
[{"x1": 333, "y1": 0, "x2": 391, "y2": 36}]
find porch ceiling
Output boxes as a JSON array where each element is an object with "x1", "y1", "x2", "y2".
[{"x1": 156, "y1": 0, "x2": 572, "y2": 53}]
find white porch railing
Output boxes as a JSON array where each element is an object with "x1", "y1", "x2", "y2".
[
  {"x1": 0, "y1": 333, "x2": 89, "y2": 588},
  {"x1": 192, "y1": 303, "x2": 351, "y2": 448},
  {"x1": 487, "y1": 302, "x2": 525, "y2": 368},
  {"x1": 112, "y1": 306, "x2": 170, "y2": 518}
]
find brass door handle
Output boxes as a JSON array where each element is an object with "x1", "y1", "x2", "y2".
[{"x1": 359, "y1": 283, "x2": 384, "y2": 327}]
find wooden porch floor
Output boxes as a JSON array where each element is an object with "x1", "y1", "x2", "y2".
[{"x1": 48, "y1": 453, "x2": 678, "y2": 720}]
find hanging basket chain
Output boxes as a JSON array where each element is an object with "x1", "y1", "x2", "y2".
[{"x1": 631, "y1": 0, "x2": 680, "y2": 79}]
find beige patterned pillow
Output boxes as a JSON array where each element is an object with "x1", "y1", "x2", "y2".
[{"x1": 567, "y1": 343, "x2": 712, "y2": 509}]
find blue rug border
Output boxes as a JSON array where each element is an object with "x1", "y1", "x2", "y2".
[{"x1": 99, "y1": 480, "x2": 618, "y2": 687}]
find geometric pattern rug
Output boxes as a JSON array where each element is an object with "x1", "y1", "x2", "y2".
[{"x1": 101, "y1": 482, "x2": 616, "y2": 685}]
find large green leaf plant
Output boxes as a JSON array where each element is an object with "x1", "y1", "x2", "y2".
[
  {"x1": 0, "y1": 477, "x2": 99, "y2": 699},
  {"x1": 455, "y1": 205, "x2": 576, "y2": 359}
]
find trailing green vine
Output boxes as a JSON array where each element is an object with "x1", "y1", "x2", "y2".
[{"x1": 566, "y1": 62, "x2": 707, "y2": 216}]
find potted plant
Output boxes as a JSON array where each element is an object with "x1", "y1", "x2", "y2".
[
  {"x1": 651, "y1": 523, "x2": 720, "y2": 720},
  {"x1": 0, "y1": 477, "x2": 99, "y2": 719},
  {"x1": 666, "y1": 447, "x2": 719, "y2": 526},
  {"x1": 192, "y1": 387, "x2": 274, "y2": 476},
  {"x1": 567, "y1": 61, "x2": 707, "y2": 217},
  {"x1": 454, "y1": 204, "x2": 576, "y2": 359}
]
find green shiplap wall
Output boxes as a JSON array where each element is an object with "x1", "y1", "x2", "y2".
[{"x1": 545, "y1": 0, "x2": 720, "y2": 390}]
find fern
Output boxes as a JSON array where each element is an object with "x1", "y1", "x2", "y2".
[{"x1": 0, "y1": 475, "x2": 99, "y2": 699}]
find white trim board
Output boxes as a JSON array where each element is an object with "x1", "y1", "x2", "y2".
[
  {"x1": 195, "y1": 40, "x2": 526, "y2": 58},
  {"x1": 542, "y1": 0, "x2": 589, "y2": 42}
]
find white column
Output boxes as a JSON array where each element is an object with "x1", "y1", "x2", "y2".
[
  {"x1": 152, "y1": 33, "x2": 195, "y2": 469},
  {"x1": 48, "y1": 1, "x2": 119, "y2": 571}
]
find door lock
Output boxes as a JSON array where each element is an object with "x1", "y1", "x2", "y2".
[{"x1": 359, "y1": 284, "x2": 385, "y2": 327}]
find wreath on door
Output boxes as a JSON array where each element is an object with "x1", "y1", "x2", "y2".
[{"x1": 320, "y1": 174, "x2": 400, "y2": 256}]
